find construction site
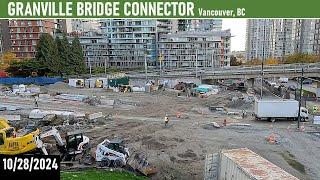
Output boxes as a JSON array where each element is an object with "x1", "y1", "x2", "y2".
[{"x1": 1, "y1": 75, "x2": 320, "y2": 180}]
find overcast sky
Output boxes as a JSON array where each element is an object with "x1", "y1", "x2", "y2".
[{"x1": 222, "y1": 19, "x2": 247, "y2": 52}]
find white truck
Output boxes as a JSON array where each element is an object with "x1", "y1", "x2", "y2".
[{"x1": 254, "y1": 99, "x2": 309, "y2": 121}]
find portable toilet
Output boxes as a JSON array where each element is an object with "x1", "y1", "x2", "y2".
[
  {"x1": 18, "y1": 84, "x2": 26, "y2": 92},
  {"x1": 97, "y1": 78, "x2": 108, "y2": 88},
  {"x1": 85, "y1": 78, "x2": 95, "y2": 88}
]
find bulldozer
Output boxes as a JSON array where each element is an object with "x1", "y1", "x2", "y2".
[{"x1": 0, "y1": 118, "x2": 89, "y2": 159}]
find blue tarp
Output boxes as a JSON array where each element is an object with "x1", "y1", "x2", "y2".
[
  {"x1": 193, "y1": 87, "x2": 210, "y2": 93},
  {"x1": 0, "y1": 77, "x2": 63, "y2": 85}
]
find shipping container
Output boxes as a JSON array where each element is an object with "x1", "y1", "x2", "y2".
[{"x1": 219, "y1": 148, "x2": 298, "y2": 180}]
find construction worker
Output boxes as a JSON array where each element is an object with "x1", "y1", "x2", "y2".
[
  {"x1": 34, "y1": 96, "x2": 39, "y2": 107},
  {"x1": 242, "y1": 109, "x2": 245, "y2": 119},
  {"x1": 313, "y1": 105, "x2": 318, "y2": 114},
  {"x1": 164, "y1": 114, "x2": 169, "y2": 127}
]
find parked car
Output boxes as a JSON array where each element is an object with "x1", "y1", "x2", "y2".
[
  {"x1": 303, "y1": 79, "x2": 313, "y2": 85},
  {"x1": 288, "y1": 85, "x2": 297, "y2": 91}
]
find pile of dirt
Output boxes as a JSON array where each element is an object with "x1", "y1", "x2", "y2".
[
  {"x1": 142, "y1": 138, "x2": 168, "y2": 150},
  {"x1": 226, "y1": 98, "x2": 253, "y2": 110},
  {"x1": 177, "y1": 149, "x2": 198, "y2": 160}
]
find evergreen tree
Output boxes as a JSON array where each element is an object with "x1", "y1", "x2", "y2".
[
  {"x1": 56, "y1": 35, "x2": 72, "y2": 75},
  {"x1": 35, "y1": 34, "x2": 60, "y2": 74},
  {"x1": 35, "y1": 34, "x2": 51, "y2": 73},
  {"x1": 71, "y1": 36, "x2": 86, "y2": 74}
]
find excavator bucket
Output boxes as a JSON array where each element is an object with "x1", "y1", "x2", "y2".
[{"x1": 127, "y1": 153, "x2": 157, "y2": 176}]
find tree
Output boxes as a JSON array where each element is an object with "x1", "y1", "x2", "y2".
[
  {"x1": 70, "y1": 36, "x2": 86, "y2": 74},
  {"x1": 246, "y1": 58, "x2": 262, "y2": 65},
  {"x1": 35, "y1": 34, "x2": 60, "y2": 74},
  {"x1": 265, "y1": 58, "x2": 279, "y2": 65},
  {"x1": 284, "y1": 53, "x2": 319, "y2": 64},
  {"x1": 0, "y1": 52, "x2": 19, "y2": 70},
  {"x1": 55, "y1": 35, "x2": 71, "y2": 76},
  {"x1": 230, "y1": 55, "x2": 242, "y2": 66},
  {"x1": 6, "y1": 59, "x2": 43, "y2": 77}
]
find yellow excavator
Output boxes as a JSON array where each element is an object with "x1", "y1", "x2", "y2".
[
  {"x1": 0, "y1": 118, "x2": 90, "y2": 158},
  {"x1": 0, "y1": 118, "x2": 40, "y2": 155}
]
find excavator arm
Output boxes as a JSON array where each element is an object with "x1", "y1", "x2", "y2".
[
  {"x1": 37, "y1": 127, "x2": 66, "y2": 155},
  {"x1": 40, "y1": 127, "x2": 65, "y2": 147}
]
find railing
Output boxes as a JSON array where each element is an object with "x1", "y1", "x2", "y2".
[{"x1": 128, "y1": 63, "x2": 320, "y2": 78}]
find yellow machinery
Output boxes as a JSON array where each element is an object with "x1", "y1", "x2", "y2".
[
  {"x1": 0, "y1": 118, "x2": 10, "y2": 129},
  {"x1": 0, "y1": 118, "x2": 90, "y2": 157},
  {"x1": 0, "y1": 118, "x2": 41, "y2": 155}
]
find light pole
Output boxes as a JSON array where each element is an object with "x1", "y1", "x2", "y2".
[
  {"x1": 144, "y1": 53, "x2": 148, "y2": 80},
  {"x1": 297, "y1": 68, "x2": 304, "y2": 129},
  {"x1": 195, "y1": 49, "x2": 198, "y2": 78},
  {"x1": 260, "y1": 61, "x2": 264, "y2": 99},
  {"x1": 211, "y1": 53, "x2": 214, "y2": 73},
  {"x1": 89, "y1": 59, "x2": 92, "y2": 77}
]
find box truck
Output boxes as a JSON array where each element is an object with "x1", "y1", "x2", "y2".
[{"x1": 254, "y1": 99, "x2": 309, "y2": 121}]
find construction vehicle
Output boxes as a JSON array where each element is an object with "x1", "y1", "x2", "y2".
[
  {"x1": 0, "y1": 118, "x2": 89, "y2": 159},
  {"x1": 39, "y1": 127, "x2": 90, "y2": 161},
  {"x1": 94, "y1": 139, "x2": 129, "y2": 167},
  {"x1": 0, "y1": 119, "x2": 41, "y2": 155},
  {"x1": 91, "y1": 138, "x2": 157, "y2": 176},
  {"x1": 254, "y1": 100, "x2": 309, "y2": 121}
]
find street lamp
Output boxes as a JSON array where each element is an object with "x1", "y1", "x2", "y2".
[
  {"x1": 195, "y1": 48, "x2": 198, "y2": 78},
  {"x1": 297, "y1": 68, "x2": 304, "y2": 129},
  {"x1": 260, "y1": 60, "x2": 264, "y2": 99},
  {"x1": 144, "y1": 51, "x2": 148, "y2": 80}
]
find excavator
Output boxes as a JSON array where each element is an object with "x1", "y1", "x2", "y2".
[{"x1": 0, "y1": 118, "x2": 89, "y2": 159}]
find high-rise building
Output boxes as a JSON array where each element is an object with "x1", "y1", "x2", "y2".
[
  {"x1": 56, "y1": 19, "x2": 73, "y2": 34},
  {"x1": 158, "y1": 30, "x2": 231, "y2": 68},
  {"x1": 100, "y1": 19, "x2": 157, "y2": 68},
  {"x1": 314, "y1": 20, "x2": 320, "y2": 55},
  {"x1": 71, "y1": 19, "x2": 101, "y2": 33},
  {"x1": 0, "y1": 25, "x2": 3, "y2": 57},
  {"x1": 68, "y1": 31, "x2": 108, "y2": 69},
  {"x1": 270, "y1": 19, "x2": 294, "y2": 61},
  {"x1": 8, "y1": 20, "x2": 56, "y2": 58},
  {"x1": 177, "y1": 19, "x2": 222, "y2": 32},
  {"x1": 0, "y1": 20, "x2": 12, "y2": 54},
  {"x1": 293, "y1": 19, "x2": 317, "y2": 54},
  {"x1": 246, "y1": 19, "x2": 273, "y2": 60},
  {"x1": 246, "y1": 19, "x2": 320, "y2": 61}
]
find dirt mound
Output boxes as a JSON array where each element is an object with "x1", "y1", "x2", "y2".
[
  {"x1": 142, "y1": 138, "x2": 167, "y2": 150},
  {"x1": 177, "y1": 149, "x2": 198, "y2": 160}
]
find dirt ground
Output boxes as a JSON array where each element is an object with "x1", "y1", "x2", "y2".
[{"x1": 1, "y1": 82, "x2": 320, "y2": 180}]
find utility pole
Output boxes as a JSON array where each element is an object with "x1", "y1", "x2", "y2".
[
  {"x1": 260, "y1": 61, "x2": 264, "y2": 99},
  {"x1": 196, "y1": 49, "x2": 198, "y2": 78},
  {"x1": 159, "y1": 52, "x2": 164, "y2": 78},
  {"x1": 211, "y1": 53, "x2": 214, "y2": 73},
  {"x1": 104, "y1": 58, "x2": 107, "y2": 75},
  {"x1": 144, "y1": 53, "x2": 148, "y2": 80},
  {"x1": 297, "y1": 68, "x2": 304, "y2": 129},
  {"x1": 89, "y1": 59, "x2": 92, "y2": 77}
]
